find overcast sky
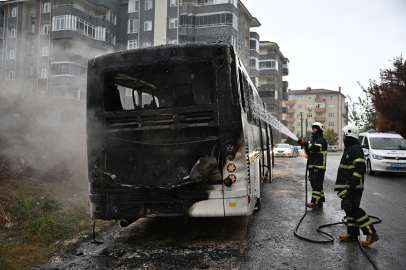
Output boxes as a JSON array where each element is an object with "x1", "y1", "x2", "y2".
[{"x1": 243, "y1": 0, "x2": 406, "y2": 103}]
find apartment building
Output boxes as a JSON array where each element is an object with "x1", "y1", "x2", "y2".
[
  {"x1": 282, "y1": 87, "x2": 348, "y2": 150},
  {"x1": 251, "y1": 40, "x2": 289, "y2": 143},
  {"x1": 0, "y1": 0, "x2": 260, "y2": 100}
]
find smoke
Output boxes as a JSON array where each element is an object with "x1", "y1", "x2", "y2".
[{"x1": 0, "y1": 93, "x2": 87, "y2": 189}]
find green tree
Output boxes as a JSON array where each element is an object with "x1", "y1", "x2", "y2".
[
  {"x1": 324, "y1": 128, "x2": 339, "y2": 146},
  {"x1": 344, "y1": 89, "x2": 377, "y2": 131}
]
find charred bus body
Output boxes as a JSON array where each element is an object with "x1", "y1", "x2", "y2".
[{"x1": 87, "y1": 44, "x2": 273, "y2": 223}]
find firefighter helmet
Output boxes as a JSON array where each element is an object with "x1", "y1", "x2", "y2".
[
  {"x1": 312, "y1": 122, "x2": 324, "y2": 132},
  {"x1": 342, "y1": 124, "x2": 359, "y2": 140}
]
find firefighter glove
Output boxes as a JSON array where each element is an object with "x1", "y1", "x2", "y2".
[
  {"x1": 297, "y1": 139, "x2": 305, "y2": 146},
  {"x1": 349, "y1": 184, "x2": 356, "y2": 190}
]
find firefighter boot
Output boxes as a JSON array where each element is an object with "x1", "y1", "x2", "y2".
[
  {"x1": 339, "y1": 234, "x2": 358, "y2": 242},
  {"x1": 307, "y1": 202, "x2": 323, "y2": 209},
  {"x1": 362, "y1": 233, "x2": 379, "y2": 247}
]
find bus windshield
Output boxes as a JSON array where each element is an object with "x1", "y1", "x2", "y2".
[
  {"x1": 103, "y1": 61, "x2": 214, "y2": 112},
  {"x1": 369, "y1": 137, "x2": 406, "y2": 150}
]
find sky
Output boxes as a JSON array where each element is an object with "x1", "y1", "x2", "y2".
[{"x1": 243, "y1": 0, "x2": 406, "y2": 103}]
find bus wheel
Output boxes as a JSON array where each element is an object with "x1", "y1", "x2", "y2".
[{"x1": 367, "y1": 160, "x2": 375, "y2": 175}]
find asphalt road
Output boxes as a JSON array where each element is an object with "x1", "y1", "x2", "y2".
[
  {"x1": 241, "y1": 152, "x2": 406, "y2": 270},
  {"x1": 36, "y1": 153, "x2": 406, "y2": 270}
]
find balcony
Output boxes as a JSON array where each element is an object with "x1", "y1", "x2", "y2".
[
  {"x1": 258, "y1": 84, "x2": 276, "y2": 91},
  {"x1": 315, "y1": 108, "x2": 326, "y2": 112},
  {"x1": 288, "y1": 109, "x2": 295, "y2": 113},
  {"x1": 282, "y1": 107, "x2": 288, "y2": 114},
  {"x1": 287, "y1": 126, "x2": 294, "y2": 132},
  {"x1": 286, "y1": 100, "x2": 295, "y2": 104},
  {"x1": 282, "y1": 92, "x2": 288, "y2": 100},
  {"x1": 315, "y1": 99, "x2": 326, "y2": 103},
  {"x1": 282, "y1": 120, "x2": 288, "y2": 126},
  {"x1": 315, "y1": 117, "x2": 325, "y2": 122},
  {"x1": 286, "y1": 117, "x2": 295, "y2": 122},
  {"x1": 283, "y1": 68, "x2": 289, "y2": 76}
]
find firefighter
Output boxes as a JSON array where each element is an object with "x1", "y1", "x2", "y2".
[
  {"x1": 335, "y1": 124, "x2": 379, "y2": 247},
  {"x1": 297, "y1": 122, "x2": 327, "y2": 209}
]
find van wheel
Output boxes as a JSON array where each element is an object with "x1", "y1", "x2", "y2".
[{"x1": 367, "y1": 160, "x2": 375, "y2": 175}]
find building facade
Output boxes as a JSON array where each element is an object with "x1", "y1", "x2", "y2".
[
  {"x1": 0, "y1": 0, "x2": 262, "y2": 100},
  {"x1": 282, "y1": 87, "x2": 348, "y2": 150}
]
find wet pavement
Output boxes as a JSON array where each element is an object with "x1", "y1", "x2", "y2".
[
  {"x1": 242, "y1": 153, "x2": 406, "y2": 270},
  {"x1": 35, "y1": 153, "x2": 406, "y2": 270}
]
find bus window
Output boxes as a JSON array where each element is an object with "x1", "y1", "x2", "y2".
[{"x1": 103, "y1": 61, "x2": 214, "y2": 111}]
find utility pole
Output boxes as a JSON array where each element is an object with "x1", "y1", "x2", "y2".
[
  {"x1": 305, "y1": 119, "x2": 308, "y2": 141},
  {"x1": 300, "y1": 112, "x2": 303, "y2": 139}
]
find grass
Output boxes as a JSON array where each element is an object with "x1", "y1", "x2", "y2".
[{"x1": 0, "y1": 94, "x2": 115, "y2": 270}]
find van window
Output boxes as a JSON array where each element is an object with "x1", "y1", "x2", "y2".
[
  {"x1": 359, "y1": 135, "x2": 364, "y2": 144},
  {"x1": 369, "y1": 137, "x2": 406, "y2": 150}
]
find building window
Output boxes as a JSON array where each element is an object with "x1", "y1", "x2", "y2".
[
  {"x1": 180, "y1": 13, "x2": 237, "y2": 30},
  {"x1": 143, "y1": 42, "x2": 152, "y2": 47},
  {"x1": 318, "y1": 113, "x2": 323, "y2": 117},
  {"x1": 43, "y1": 2, "x2": 50, "y2": 13},
  {"x1": 128, "y1": 0, "x2": 139, "y2": 12},
  {"x1": 259, "y1": 60, "x2": 277, "y2": 69},
  {"x1": 307, "y1": 122, "x2": 312, "y2": 127},
  {"x1": 111, "y1": 14, "x2": 117, "y2": 25},
  {"x1": 41, "y1": 46, "x2": 48, "y2": 56},
  {"x1": 307, "y1": 96, "x2": 312, "y2": 100},
  {"x1": 40, "y1": 68, "x2": 47, "y2": 78},
  {"x1": 8, "y1": 49, "x2": 15, "y2": 59},
  {"x1": 297, "y1": 95, "x2": 303, "y2": 100},
  {"x1": 315, "y1": 102, "x2": 325, "y2": 108},
  {"x1": 145, "y1": 0, "x2": 153, "y2": 10},
  {"x1": 170, "y1": 0, "x2": 178, "y2": 7},
  {"x1": 297, "y1": 131, "x2": 302, "y2": 136},
  {"x1": 168, "y1": 39, "x2": 177, "y2": 44},
  {"x1": 307, "y1": 113, "x2": 312, "y2": 118},
  {"x1": 329, "y1": 122, "x2": 334, "y2": 127},
  {"x1": 11, "y1": 7, "x2": 17, "y2": 17},
  {"x1": 144, "y1": 21, "x2": 152, "y2": 31},
  {"x1": 288, "y1": 95, "x2": 295, "y2": 100},
  {"x1": 306, "y1": 105, "x2": 313, "y2": 110},
  {"x1": 7, "y1": 70, "x2": 14, "y2": 80},
  {"x1": 249, "y1": 58, "x2": 258, "y2": 69},
  {"x1": 297, "y1": 122, "x2": 301, "y2": 127},
  {"x1": 328, "y1": 104, "x2": 335, "y2": 108},
  {"x1": 169, "y1": 18, "x2": 178, "y2": 29},
  {"x1": 329, "y1": 95, "x2": 335, "y2": 99},
  {"x1": 127, "y1": 40, "x2": 138, "y2": 49},
  {"x1": 111, "y1": 34, "x2": 116, "y2": 45},
  {"x1": 9, "y1": 28, "x2": 16, "y2": 38},
  {"x1": 128, "y1": 19, "x2": 139, "y2": 33},
  {"x1": 297, "y1": 113, "x2": 301, "y2": 118},
  {"x1": 41, "y1": 24, "x2": 49, "y2": 34},
  {"x1": 288, "y1": 104, "x2": 294, "y2": 109},
  {"x1": 329, "y1": 113, "x2": 335, "y2": 117},
  {"x1": 51, "y1": 62, "x2": 87, "y2": 78},
  {"x1": 28, "y1": 62, "x2": 34, "y2": 76},
  {"x1": 297, "y1": 104, "x2": 303, "y2": 109}
]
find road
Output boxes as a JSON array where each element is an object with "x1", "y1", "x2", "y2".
[
  {"x1": 36, "y1": 153, "x2": 406, "y2": 270},
  {"x1": 242, "y1": 152, "x2": 406, "y2": 270}
]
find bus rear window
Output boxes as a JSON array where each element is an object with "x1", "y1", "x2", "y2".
[{"x1": 103, "y1": 61, "x2": 214, "y2": 112}]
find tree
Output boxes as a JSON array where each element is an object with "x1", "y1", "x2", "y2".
[
  {"x1": 344, "y1": 89, "x2": 377, "y2": 131},
  {"x1": 367, "y1": 56, "x2": 406, "y2": 138},
  {"x1": 324, "y1": 128, "x2": 339, "y2": 146}
]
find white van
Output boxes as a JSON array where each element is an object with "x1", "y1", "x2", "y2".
[{"x1": 359, "y1": 131, "x2": 406, "y2": 174}]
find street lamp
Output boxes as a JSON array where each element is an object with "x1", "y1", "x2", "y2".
[
  {"x1": 300, "y1": 112, "x2": 303, "y2": 139},
  {"x1": 0, "y1": 4, "x2": 5, "y2": 91}
]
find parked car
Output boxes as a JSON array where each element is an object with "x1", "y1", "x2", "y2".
[
  {"x1": 327, "y1": 146, "x2": 338, "y2": 152},
  {"x1": 359, "y1": 131, "x2": 406, "y2": 175},
  {"x1": 294, "y1": 146, "x2": 305, "y2": 157},
  {"x1": 274, "y1": 144, "x2": 298, "y2": 158}
]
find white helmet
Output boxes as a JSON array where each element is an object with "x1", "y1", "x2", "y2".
[
  {"x1": 342, "y1": 124, "x2": 359, "y2": 139},
  {"x1": 312, "y1": 122, "x2": 324, "y2": 132}
]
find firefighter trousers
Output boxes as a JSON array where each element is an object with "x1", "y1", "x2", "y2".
[
  {"x1": 309, "y1": 168, "x2": 325, "y2": 205},
  {"x1": 343, "y1": 190, "x2": 376, "y2": 236}
]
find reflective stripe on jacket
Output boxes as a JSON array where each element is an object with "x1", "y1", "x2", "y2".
[
  {"x1": 334, "y1": 141, "x2": 366, "y2": 193},
  {"x1": 304, "y1": 133, "x2": 328, "y2": 170}
]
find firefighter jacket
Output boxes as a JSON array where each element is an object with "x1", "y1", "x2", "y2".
[
  {"x1": 334, "y1": 136, "x2": 366, "y2": 198},
  {"x1": 303, "y1": 133, "x2": 328, "y2": 170}
]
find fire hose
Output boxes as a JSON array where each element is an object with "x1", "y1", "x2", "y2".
[{"x1": 293, "y1": 165, "x2": 382, "y2": 270}]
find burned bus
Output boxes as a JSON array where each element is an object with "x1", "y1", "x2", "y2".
[{"x1": 86, "y1": 44, "x2": 273, "y2": 224}]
